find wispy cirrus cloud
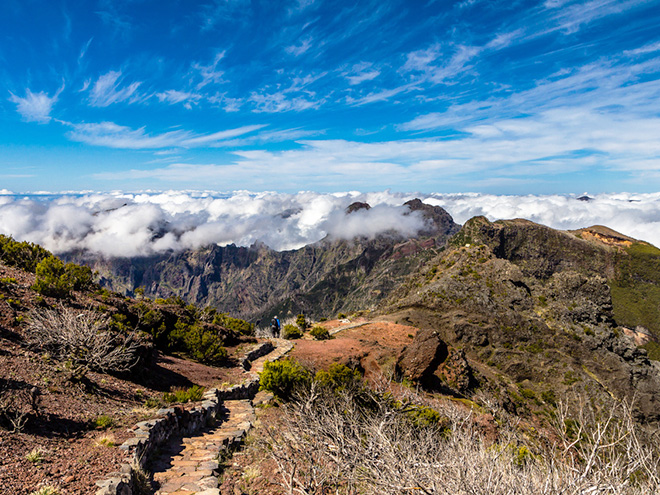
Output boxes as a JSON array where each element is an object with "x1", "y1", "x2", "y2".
[
  {"x1": 544, "y1": 0, "x2": 648, "y2": 35},
  {"x1": 9, "y1": 87, "x2": 62, "y2": 123},
  {"x1": 67, "y1": 122, "x2": 265, "y2": 149},
  {"x1": 192, "y1": 51, "x2": 226, "y2": 89},
  {"x1": 344, "y1": 62, "x2": 381, "y2": 85},
  {"x1": 88, "y1": 70, "x2": 141, "y2": 107},
  {"x1": 248, "y1": 92, "x2": 322, "y2": 112},
  {"x1": 285, "y1": 37, "x2": 314, "y2": 57},
  {"x1": 156, "y1": 90, "x2": 203, "y2": 109},
  {"x1": 249, "y1": 73, "x2": 326, "y2": 113}
]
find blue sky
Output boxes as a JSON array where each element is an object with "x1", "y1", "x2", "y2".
[{"x1": 2, "y1": 0, "x2": 660, "y2": 194}]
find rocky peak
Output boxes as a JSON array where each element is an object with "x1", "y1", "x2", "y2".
[{"x1": 346, "y1": 201, "x2": 371, "y2": 214}]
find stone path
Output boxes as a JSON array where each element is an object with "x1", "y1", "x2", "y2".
[{"x1": 149, "y1": 339, "x2": 292, "y2": 495}]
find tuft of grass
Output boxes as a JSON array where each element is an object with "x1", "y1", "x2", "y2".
[
  {"x1": 95, "y1": 433, "x2": 116, "y2": 447},
  {"x1": 28, "y1": 487, "x2": 60, "y2": 495},
  {"x1": 162, "y1": 385, "x2": 205, "y2": 404},
  {"x1": 25, "y1": 448, "x2": 46, "y2": 464},
  {"x1": 144, "y1": 397, "x2": 163, "y2": 409},
  {"x1": 93, "y1": 414, "x2": 115, "y2": 430}
]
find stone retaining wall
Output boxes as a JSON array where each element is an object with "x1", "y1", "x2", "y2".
[
  {"x1": 240, "y1": 342, "x2": 275, "y2": 370},
  {"x1": 95, "y1": 375, "x2": 260, "y2": 494}
]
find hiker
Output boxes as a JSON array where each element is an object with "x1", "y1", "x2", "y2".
[{"x1": 271, "y1": 316, "x2": 281, "y2": 335}]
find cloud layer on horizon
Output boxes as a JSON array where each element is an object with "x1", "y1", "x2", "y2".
[{"x1": 0, "y1": 191, "x2": 659, "y2": 258}]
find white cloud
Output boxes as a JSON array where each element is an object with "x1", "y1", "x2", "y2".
[
  {"x1": 89, "y1": 70, "x2": 141, "y2": 107},
  {"x1": 2, "y1": 191, "x2": 660, "y2": 259},
  {"x1": 9, "y1": 88, "x2": 61, "y2": 123}
]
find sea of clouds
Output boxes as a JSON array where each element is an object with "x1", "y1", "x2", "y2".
[{"x1": 1, "y1": 190, "x2": 659, "y2": 258}]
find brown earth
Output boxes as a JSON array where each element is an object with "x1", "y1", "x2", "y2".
[
  {"x1": 0, "y1": 262, "x2": 253, "y2": 495},
  {"x1": 290, "y1": 319, "x2": 417, "y2": 379}
]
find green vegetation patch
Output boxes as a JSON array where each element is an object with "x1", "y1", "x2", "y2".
[
  {"x1": 642, "y1": 341, "x2": 660, "y2": 361},
  {"x1": 315, "y1": 363, "x2": 361, "y2": 391},
  {"x1": 163, "y1": 385, "x2": 205, "y2": 404},
  {"x1": 610, "y1": 243, "x2": 660, "y2": 338},
  {"x1": 0, "y1": 235, "x2": 51, "y2": 272}
]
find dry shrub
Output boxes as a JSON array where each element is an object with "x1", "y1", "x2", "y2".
[
  {"x1": 25, "y1": 307, "x2": 144, "y2": 374},
  {"x1": 0, "y1": 382, "x2": 39, "y2": 432},
  {"x1": 264, "y1": 383, "x2": 660, "y2": 494}
]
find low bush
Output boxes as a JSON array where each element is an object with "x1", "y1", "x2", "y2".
[
  {"x1": 315, "y1": 363, "x2": 361, "y2": 391},
  {"x1": 296, "y1": 314, "x2": 309, "y2": 331},
  {"x1": 170, "y1": 321, "x2": 227, "y2": 365},
  {"x1": 282, "y1": 324, "x2": 302, "y2": 340},
  {"x1": 309, "y1": 325, "x2": 331, "y2": 340},
  {"x1": 259, "y1": 359, "x2": 311, "y2": 400}
]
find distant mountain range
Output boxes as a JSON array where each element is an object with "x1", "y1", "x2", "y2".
[{"x1": 62, "y1": 198, "x2": 660, "y2": 422}]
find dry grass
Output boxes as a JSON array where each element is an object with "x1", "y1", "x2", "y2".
[{"x1": 263, "y1": 382, "x2": 660, "y2": 495}]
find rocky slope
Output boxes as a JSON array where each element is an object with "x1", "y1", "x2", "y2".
[{"x1": 384, "y1": 216, "x2": 660, "y2": 423}]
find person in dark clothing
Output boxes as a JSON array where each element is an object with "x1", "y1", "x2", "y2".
[{"x1": 271, "y1": 316, "x2": 281, "y2": 335}]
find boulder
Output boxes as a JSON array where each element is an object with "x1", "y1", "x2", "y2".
[{"x1": 396, "y1": 328, "x2": 448, "y2": 382}]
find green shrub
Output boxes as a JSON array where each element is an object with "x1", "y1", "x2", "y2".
[
  {"x1": 315, "y1": 363, "x2": 361, "y2": 391},
  {"x1": 296, "y1": 314, "x2": 309, "y2": 331},
  {"x1": 0, "y1": 235, "x2": 51, "y2": 272},
  {"x1": 163, "y1": 385, "x2": 205, "y2": 404},
  {"x1": 213, "y1": 313, "x2": 254, "y2": 336},
  {"x1": 31, "y1": 256, "x2": 94, "y2": 298},
  {"x1": 405, "y1": 405, "x2": 443, "y2": 428},
  {"x1": 309, "y1": 325, "x2": 331, "y2": 340},
  {"x1": 32, "y1": 256, "x2": 69, "y2": 297},
  {"x1": 183, "y1": 324, "x2": 227, "y2": 364},
  {"x1": 170, "y1": 321, "x2": 227, "y2": 364},
  {"x1": 282, "y1": 324, "x2": 302, "y2": 340},
  {"x1": 259, "y1": 358, "x2": 311, "y2": 400}
]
